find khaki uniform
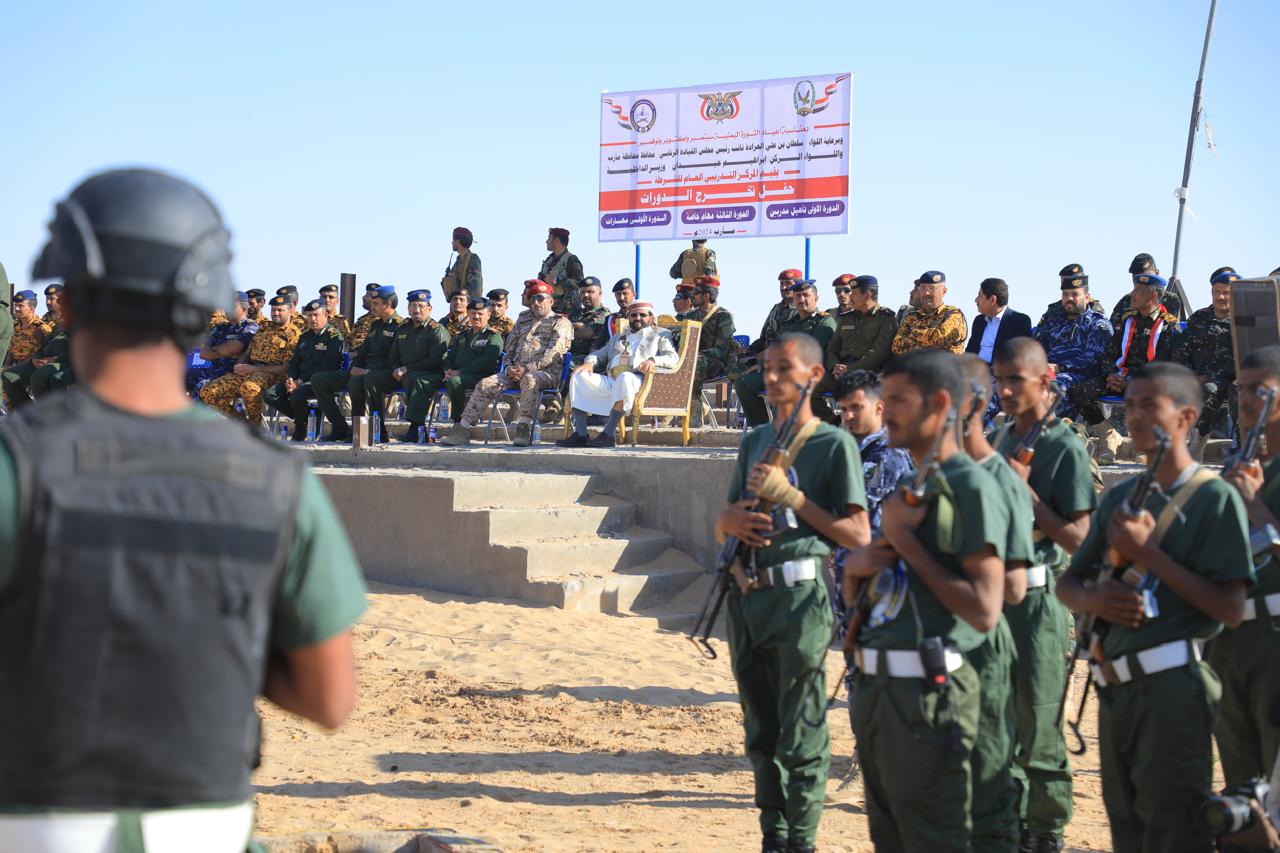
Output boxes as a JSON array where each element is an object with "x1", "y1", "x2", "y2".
[
  {"x1": 6, "y1": 316, "x2": 50, "y2": 368},
  {"x1": 206, "y1": 310, "x2": 228, "y2": 330},
  {"x1": 327, "y1": 313, "x2": 353, "y2": 345},
  {"x1": 445, "y1": 312, "x2": 469, "y2": 337},
  {"x1": 489, "y1": 315, "x2": 516, "y2": 339},
  {"x1": 890, "y1": 304, "x2": 968, "y2": 355},
  {"x1": 199, "y1": 321, "x2": 300, "y2": 423},
  {"x1": 348, "y1": 312, "x2": 376, "y2": 352},
  {"x1": 459, "y1": 313, "x2": 572, "y2": 424},
  {"x1": 538, "y1": 250, "x2": 584, "y2": 316},
  {"x1": 669, "y1": 246, "x2": 718, "y2": 285}
]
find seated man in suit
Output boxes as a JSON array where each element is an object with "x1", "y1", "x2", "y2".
[
  {"x1": 966, "y1": 277, "x2": 1032, "y2": 363},
  {"x1": 557, "y1": 301, "x2": 678, "y2": 449}
]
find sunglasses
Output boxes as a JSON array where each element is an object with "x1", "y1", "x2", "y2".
[
  {"x1": 833, "y1": 286, "x2": 853, "y2": 294},
  {"x1": 530, "y1": 295, "x2": 551, "y2": 302}
]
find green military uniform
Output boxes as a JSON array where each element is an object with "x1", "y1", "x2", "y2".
[
  {"x1": 567, "y1": 304, "x2": 611, "y2": 359},
  {"x1": 853, "y1": 454, "x2": 1009, "y2": 852},
  {"x1": 310, "y1": 313, "x2": 403, "y2": 435},
  {"x1": 1208, "y1": 457, "x2": 1280, "y2": 786},
  {"x1": 3, "y1": 322, "x2": 72, "y2": 409},
  {"x1": 366, "y1": 317, "x2": 451, "y2": 427},
  {"x1": 443, "y1": 325, "x2": 503, "y2": 422},
  {"x1": 669, "y1": 245, "x2": 717, "y2": 285},
  {"x1": 992, "y1": 419, "x2": 1094, "y2": 843},
  {"x1": 1067, "y1": 468, "x2": 1251, "y2": 852},
  {"x1": 0, "y1": 264, "x2": 12, "y2": 374},
  {"x1": 746, "y1": 299, "x2": 798, "y2": 364},
  {"x1": 969, "y1": 453, "x2": 1036, "y2": 853},
  {"x1": 689, "y1": 304, "x2": 736, "y2": 383},
  {"x1": 823, "y1": 305, "x2": 898, "y2": 375},
  {"x1": 734, "y1": 312, "x2": 837, "y2": 428},
  {"x1": 726, "y1": 421, "x2": 866, "y2": 849},
  {"x1": 263, "y1": 324, "x2": 346, "y2": 439},
  {"x1": 1172, "y1": 306, "x2": 1235, "y2": 438},
  {"x1": 1110, "y1": 290, "x2": 1183, "y2": 329},
  {"x1": 441, "y1": 249, "x2": 483, "y2": 300}
]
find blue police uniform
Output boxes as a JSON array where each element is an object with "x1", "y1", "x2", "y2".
[
  {"x1": 186, "y1": 316, "x2": 259, "y2": 395},
  {"x1": 1033, "y1": 290, "x2": 1112, "y2": 421}
]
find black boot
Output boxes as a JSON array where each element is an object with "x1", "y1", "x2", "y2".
[
  {"x1": 761, "y1": 835, "x2": 787, "y2": 853},
  {"x1": 395, "y1": 422, "x2": 424, "y2": 443},
  {"x1": 786, "y1": 845, "x2": 815, "y2": 853},
  {"x1": 322, "y1": 419, "x2": 351, "y2": 442}
]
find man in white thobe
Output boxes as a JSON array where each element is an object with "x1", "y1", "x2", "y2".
[{"x1": 556, "y1": 301, "x2": 678, "y2": 448}]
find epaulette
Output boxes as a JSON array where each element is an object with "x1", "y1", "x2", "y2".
[
  {"x1": 817, "y1": 310, "x2": 831, "y2": 318},
  {"x1": 874, "y1": 305, "x2": 895, "y2": 317}
]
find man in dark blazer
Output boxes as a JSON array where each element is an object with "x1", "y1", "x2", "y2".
[{"x1": 967, "y1": 277, "x2": 1033, "y2": 363}]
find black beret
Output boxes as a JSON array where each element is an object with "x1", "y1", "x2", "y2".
[
  {"x1": 302, "y1": 299, "x2": 324, "y2": 312},
  {"x1": 613, "y1": 278, "x2": 634, "y2": 292},
  {"x1": 486, "y1": 289, "x2": 509, "y2": 300},
  {"x1": 319, "y1": 284, "x2": 338, "y2": 295},
  {"x1": 246, "y1": 288, "x2": 266, "y2": 299},
  {"x1": 268, "y1": 295, "x2": 289, "y2": 307},
  {"x1": 44, "y1": 283, "x2": 64, "y2": 295},
  {"x1": 1061, "y1": 275, "x2": 1089, "y2": 290},
  {"x1": 1129, "y1": 253, "x2": 1156, "y2": 275},
  {"x1": 276, "y1": 285, "x2": 298, "y2": 296},
  {"x1": 1058, "y1": 263, "x2": 1084, "y2": 278},
  {"x1": 468, "y1": 297, "x2": 490, "y2": 310},
  {"x1": 365, "y1": 282, "x2": 382, "y2": 293},
  {"x1": 581, "y1": 276, "x2": 602, "y2": 288}
]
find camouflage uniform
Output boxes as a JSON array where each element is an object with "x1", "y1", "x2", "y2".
[
  {"x1": 1033, "y1": 303, "x2": 1113, "y2": 421},
  {"x1": 890, "y1": 305, "x2": 967, "y2": 355},
  {"x1": 206, "y1": 309, "x2": 228, "y2": 330},
  {"x1": 41, "y1": 310, "x2": 57, "y2": 327},
  {"x1": 441, "y1": 249, "x2": 483, "y2": 300},
  {"x1": 2, "y1": 322, "x2": 71, "y2": 408},
  {"x1": 669, "y1": 246, "x2": 717, "y2": 285},
  {"x1": 445, "y1": 312, "x2": 470, "y2": 337},
  {"x1": 735, "y1": 311, "x2": 837, "y2": 427},
  {"x1": 1110, "y1": 290, "x2": 1183, "y2": 328},
  {"x1": 328, "y1": 313, "x2": 353, "y2": 345},
  {"x1": 818, "y1": 305, "x2": 898, "y2": 400},
  {"x1": 1068, "y1": 306, "x2": 1178, "y2": 425},
  {"x1": 568, "y1": 304, "x2": 612, "y2": 359},
  {"x1": 199, "y1": 320, "x2": 300, "y2": 424},
  {"x1": 538, "y1": 250, "x2": 584, "y2": 316},
  {"x1": 6, "y1": 315, "x2": 50, "y2": 368},
  {"x1": 187, "y1": 317, "x2": 259, "y2": 394},
  {"x1": 748, "y1": 299, "x2": 798, "y2": 359},
  {"x1": 348, "y1": 311, "x2": 376, "y2": 352},
  {"x1": 1040, "y1": 297, "x2": 1105, "y2": 324},
  {"x1": 489, "y1": 314, "x2": 516, "y2": 340},
  {"x1": 689, "y1": 304, "x2": 736, "y2": 382},
  {"x1": 1173, "y1": 305, "x2": 1236, "y2": 437},
  {"x1": 459, "y1": 312, "x2": 572, "y2": 424}
]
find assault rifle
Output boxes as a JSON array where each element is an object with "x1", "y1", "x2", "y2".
[
  {"x1": 1009, "y1": 383, "x2": 1062, "y2": 466},
  {"x1": 1059, "y1": 425, "x2": 1170, "y2": 754},
  {"x1": 688, "y1": 378, "x2": 815, "y2": 659},
  {"x1": 1227, "y1": 385, "x2": 1280, "y2": 562}
]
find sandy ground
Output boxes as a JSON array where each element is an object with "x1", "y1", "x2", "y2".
[{"x1": 253, "y1": 582, "x2": 1115, "y2": 852}]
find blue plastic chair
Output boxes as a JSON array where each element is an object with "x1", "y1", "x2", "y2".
[{"x1": 483, "y1": 353, "x2": 573, "y2": 445}]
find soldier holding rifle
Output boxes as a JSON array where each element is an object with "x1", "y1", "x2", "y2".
[
  {"x1": 715, "y1": 333, "x2": 870, "y2": 853},
  {"x1": 1058, "y1": 361, "x2": 1251, "y2": 853},
  {"x1": 1215, "y1": 345, "x2": 1280, "y2": 787},
  {"x1": 991, "y1": 337, "x2": 1095, "y2": 853},
  {"x1": 840, "y1": 349, "x2": 1009, "y2": 852}
]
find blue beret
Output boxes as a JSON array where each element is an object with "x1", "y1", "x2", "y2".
[
  {"x1": 13, "y1": 289, "x2": 38, "y2": 303},
  {"x1": 468, "y1": 297, "x2": 490, "y2": 310},
  {"x1": 581, "y1": 276, "x2": 602, "y2": 289},
  {"x1": 787, "y1": 279, "x2": 818, "y2": 293},
  {"x1": 853, "y1": 275, "x2": 879, "y2": 292},
  {"x1": 302, "y1": 299, "x2": 324, "y2": 312},
  {"x1": 233, "y1": 291, "x2": 249, "y2": 303},
  {"x1": 1133, "y1": 273, "x2": 1167, "y2": 289},
  {"x1": 915, "y1": 270, "x2": 945, "y2": 285},
  {"x1": 373, "y1": 285, "x2": 396, "y2": 299},
  {"x1": 408, "y1": 289, "x2": 430, "y2": 303},
  {"x1": 1211, "y1": 270, "x2": 1241, "y2": 285}
]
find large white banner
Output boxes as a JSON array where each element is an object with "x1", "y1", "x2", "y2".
[{"x1": 598, "y1": 72, "x2": 852, "y2": 243}]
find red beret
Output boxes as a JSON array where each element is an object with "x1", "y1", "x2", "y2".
[
  {"x1": 778, "y1": 268, "x2": 804, "y2": 281},
  {"x1": 453, "y1": 226, "x2": 473, "y2": 241},
  {"x1": 526, "y1": 280, "x2": 554, "y2": 297},
  {"x1": 832, "y1": 273, "x2": 856, "y2": 286},
  {"x1": 675, "y1": 284, "x2": 696, "y2": 294},
  {"x1": 692, "y1": 275, "x2": 719, "y2": 287},
  {"x1": 548, "y1": 227, "x2": 570, "y2": 243}
]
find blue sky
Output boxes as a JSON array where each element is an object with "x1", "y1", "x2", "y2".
[{"x1": 2, "y1": 0, "x2": 1277, "y2": 329}]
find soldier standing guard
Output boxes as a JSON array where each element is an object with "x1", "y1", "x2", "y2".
[
  {"x1": 1173, "y1": 267, "x2": 1240, "y2": 457},
  {"x1": 669, "y1": 238, "x2": 717, "y2": 286},
  {"x1": 439, "y1": 280, "x2": 572, "y2": 448},
  {"x1": 991, "y1": 338, "x2": 1095, "y2": 853},
  {"x1": 200, "y1": 295, "x2": 300, "y2": 425},
  {"x1": 718, "y1": 333, "x2": 870, "y2": 853},
  {"x1": 890, "y1": 270, "x2": 967, "y2": 355},
  {"x1": 440, "y1": 226, "x2": 483, "y2": 300},
  {"x1": 319, "y1": 284, "x2": 354, "y2": 344},
  {"x1": 263, "y1": 299, "x2": 346, "y2": 440},
  {"x1": 1033, "y1": 271, "x2": 1112, "y2": 422},
  {"x1": 538, "y1": 227, "x2": 583, "y2": 316},
  {"x1": 1058, "y1": 362, "x2": 1251, "y2": 853}
]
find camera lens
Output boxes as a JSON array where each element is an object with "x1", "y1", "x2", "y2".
[{"x1": 1194, "y1": 795, "x2": 1253, "y2": 836}]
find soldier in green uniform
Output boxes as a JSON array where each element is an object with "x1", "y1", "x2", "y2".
[
  {"x1": 0, "y1": 264, "x2": 13, "y2": 377},
  {"x1": 742, "y1": 269, "x2": 801, "y2": 369},
  {"x1": 538, "y1": 227, "x2": 583, "y2": 316},
  {"x1": 1216, "y1": 345, "x2": 1280, "y2": 787},
  {"x1": 310, "y1": 285, "x2": 402, "y2": 441},
  {"x1": 1173, "y1": 268, "x2": 1239, "y2": 455},
  {"x1": 672, "y1": 285, "x2": 694, "y2": 321},
  {"x1": 1109, "y1": 254, "x2": 1183, "y2": 327},
  {"x1": 41, "y1": 283, "x2": 63, "y2": 327},
  {"x1": 820, "y1": 275, "x2": 897, "y2": 399},
  {"x1": 568, "y1": 276, "x2": 611, "y2": 362},
  {"x1": 990, "y1": 338, "x2": 1095, "y2": 853},
  {"x1": 686, "y1": 277, "x2": 736, "y2": 426},
  {"x1": 264, "y1": 299, "x2": 346, "y2": 440},
  {"x1": 959, "y1": 354, "x2": 1033, "y2": 853},
  {"x1": 669, "y1": 238, "x2": 717, "y2": 286},
  {"x1": 371, "y1": 289, "x2": 450, "y2": 442},
  {"x1": 736, "y1": 280, "x2": 836, "y2": 427},
  {"x1": 440, "y1": 226, "x2": 482, "y2": 300},
  {"x1": 841, "y1": 349, "x2": 1009, "y2": 852},
  {"x1": 441, "y1": 297, "x2": 504, "y2": 426},
  {"x1": 718, "y1": 332, "x2": 870, "y2": 853},
  {"x1": 1058, "y1": 361, "x2": 1252, "y2": 853},
  {"x1": 606, "y1": 278, "x2": 636, "y2": 339},
  {"x1": 318, "y1": 283, "x2": 354, "y2": 345}
]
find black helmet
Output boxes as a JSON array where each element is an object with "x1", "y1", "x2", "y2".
[{"x1": 33, "y1": 168, "x2": 233, "y2": 340}]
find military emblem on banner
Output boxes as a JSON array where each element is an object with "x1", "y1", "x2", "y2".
[
  {"x1": 698, "y1": 91, "x2": 743, "y2": 123},
  {"x1": 629, "y1": 99, "x2": 656, "y2": 133},
  {"x1": 794, "y1": 73, "x2": 851, "y2": 116}
]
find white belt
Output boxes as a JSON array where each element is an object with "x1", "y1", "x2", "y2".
[
  {"x1": 0, "y1": 802, "x2": 253, "y2": 853},
  {"x1": 854, "y1": 645, "x2": 965, "y2": 679},
  {"x1": 1090, "y1": 640, "x2": 1200, "y2": 688},
  {"x1": 1243, "y1": 592, "x2": 1280, "y2": 621},
  {"x1": 1025, "y1": 564, "x2": 1048, "y2": 589},
  {"x1": 760, "y1": 558, "x2": 819, "y2": 588}
]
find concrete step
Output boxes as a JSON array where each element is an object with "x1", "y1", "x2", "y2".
[
  {"x1": 522, "y1": 548, "x2": 705, "y2": 614},
  {"x1": 515, "y1": 526, "x2": 673, "y2": 578},
  {"x1": 448, "y1": 471, "x2": 596, "y2": 509},
  {"x1": 633, "y1": 567, "x2": 723, "y2": 633},
  {"x1": 478, "y1": 495, "x2": 637, "y2": 542}
]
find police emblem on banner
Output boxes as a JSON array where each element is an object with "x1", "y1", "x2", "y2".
[
  {"x1": 793, "y1": 80, "x2": 817, "y2": 115},
  {"x1": 629, "y1": 99, "x2": 656, "y2": 133},
  {"x1": 698, "y1": 91, "x2": 742, "y2": 123}
]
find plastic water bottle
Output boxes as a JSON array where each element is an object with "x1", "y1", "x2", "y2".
[
  {"x1": 278, "y1": 423, "x2": 289, "y2": 442},
  {"x1": 532, "y1": 422, "x2": 541, "y2": 444},
  {"x1": 428, "y1": 426, "x2": 438, "y2": 443},
  {"x1": 372, "y1": 412, "x2": 382, "y2": 444},
  {"x1": 398, "y1": 399, "x2": 407, "y2": 420},
  {"x1": 417, "y1": 425, "x2": 426, "y2": 444},
  {"x1": 233, "y1": 399, "x2": 246, "y2": 418},
  {"x1": 305, "y1": 407, "x2": 318, "y2": 442}
]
